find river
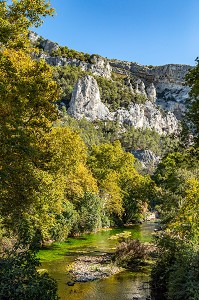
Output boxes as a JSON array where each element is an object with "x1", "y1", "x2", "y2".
[{"x1": 38, "y1": 222, "x2": 155, "y2": 300}]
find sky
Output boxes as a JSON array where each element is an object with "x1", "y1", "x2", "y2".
[{"x1": 34, "y1": 0, "x2": 199, "y2": 66}]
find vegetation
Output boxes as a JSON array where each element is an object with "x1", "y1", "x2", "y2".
[
  {"x1": 1, "y1": 1, "x2": 199, "y2": 299},
  {"x1": 186, "y1": 57, "x2": 199, "y2": 146},
  {"x1": 60, "y1": 114, "x2": 178, "y2": 160},
  {"x1": 50, "y1": 46, "x2": 91, "y2": 62},
  {"x1": 53, "y1": 64, "x2": 147, "y2": 111},
  {"x1": 96, "y1": 74, "x2": 147, "y2": 111},
  {"x1": 0, "y1": 246, "x2": 59, "y2": 300},
  {"x1": 0, "y1": 0, "x2": 60, "y2": 298},
  {"x1": 150, "y1": 59, "x2": 199, "y2": 300},
  {"x1": 110, "y1": 232, "x2": 150, "y2": 269}
]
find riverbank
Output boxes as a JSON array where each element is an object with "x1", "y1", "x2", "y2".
[{"x1": 39, "y1": 222, "x2": 156, "y2": 300}]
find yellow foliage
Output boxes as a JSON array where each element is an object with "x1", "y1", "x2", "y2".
[
  {"x1": 168, "y1": 178, "x2": 199, "y2": 243},
  {"x1": 101, "y1": 171, "x2": 124, "y2": 216},
  {"x1": 0, "y1": 0, "x2": 54, "y2": 49},
  {"x1": 65, "y1": 162, "x2": 98, "y2": 202}
]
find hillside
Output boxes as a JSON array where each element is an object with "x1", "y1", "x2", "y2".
[{"x1": 29, "y1": 32, "x2": 193, "y2": 170}]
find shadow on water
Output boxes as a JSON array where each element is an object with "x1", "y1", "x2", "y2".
[{"x1": 38, "y1": 222, "x2": 156, "y2": 300}]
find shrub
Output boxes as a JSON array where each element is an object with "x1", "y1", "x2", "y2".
[
  {"x1": 0, "y1": 249, "x2": 58, "y2": 300},
  {"x1": 113, "y1": 236, "x2": 149, "y2": 269}
]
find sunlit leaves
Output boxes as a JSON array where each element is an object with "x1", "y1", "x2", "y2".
[{"x1": 0, "y1": 0, "x2": 54, "y2": 49}]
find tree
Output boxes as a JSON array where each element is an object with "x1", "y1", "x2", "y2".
[
  {"x1": 186, "y1": 58, "x2": 199, "y2": 145},
  {"x1": 45, "y1": 126, "x2": 100, "y2": 236},
  {"x1": 88, "y1": 141, "x2": 153, "y2": 223},
  {"x1": 0, "y1": 0, "x2": 54, "y2": 49},
  {"x1": 0, "y1": 247, "x2": 59, "y2": 300},
  {"x1": 0, "y1": 1, "x2": 63, "y2": 298},
  {"x1": 151, "y1": 148, "x2": 199, "y2": 300},
  {"x1": 0, "y1": 1, "x2": 64, "y2": 241}
]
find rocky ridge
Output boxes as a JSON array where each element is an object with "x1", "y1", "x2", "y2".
[
  {"x1": 110, "y1": 59, "x2": 192, "y2": 119},
  {"x1": 68, "y1": 75, "x2": 179, "y2": 135},
  {"x1": 30, "y1": 32, "x2": 193, "y2": 135}
]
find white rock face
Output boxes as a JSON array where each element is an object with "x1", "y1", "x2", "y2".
[
  {"x1": 40, "y1": 39, "x2": 59, "y2": 54},
  {"x1": 113, "y1": 101, "x2": 179, "y2": 135},
  {"x1": 132, "y1": 149, "x2": 160, "y2": 169},
  {"x1": 29, "y1": 31, "x2": 40, "y2": 43},
  {"x1": 135, "y1": 79, "x2": 147, "y2": 97},
  {"x1": 146, "y1": 83, "x2": 156, "y2": 102},
  {"x1": 156, "y1": 83, "x2": 190, "y2": 118},
  {"x1": 68, "y1": 76, "x2": 179, "y2": 135},
  {"x1": 110, "y1": 60, "x2": 193, "y2": 120},
  {"x1": 68, "y1": 75, "x2": 110, "y2": 121},
  {"x1": 44, "y1": 56, "x2": 112, "y2": 79},
  {"x1": 89, "y1": 55, "x2": 112, "y2": 78}
]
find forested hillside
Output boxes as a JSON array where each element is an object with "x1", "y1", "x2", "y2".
[{"x1": 0, "y1": 1, "x2": 198, "y2": 300}]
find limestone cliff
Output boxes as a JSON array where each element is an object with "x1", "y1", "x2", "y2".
[
  {"x1": 30, "y1": 32, "x2": 192, "y2": 135},
  {"x1": 68, "y1": 75, "x2": 179, "y2": 135},
  {"x1": 110, "y1": 60, "x2": 192, "y2": 119},
  {"x1": 68, "y1": 75, "x2": 110, "y2": 121}
]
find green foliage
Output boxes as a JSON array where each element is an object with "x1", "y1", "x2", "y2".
[
  {"x1": 95, "y1": 75, "x2": 147, "y2": 111},
  {"x1": 151, "y1": 148, "x2": 199, "y2": 300},
  {"x1": 60, "y1": 114, "x2": 178, "y2": 163},
  {"x1": 119, "y1": 126, "x2": 179, "y2": 156},
  {"x1": 50, "y1": 201, "x2": 78, "y2": 241},
  {"x1": 0, "y1": 1, "x2": 64, "y2": 242},
  {"x1": 88, "y1": 141, "x2": 154, "y2": 223},
  {"x1": 60, "y1": 115, "x2": 105, "y2": 148},
  {"x1": 53, "y1": 65, "x2": 89, "y2": 107},
  {"x1": 113, "y1": 238, "x2": 149, "y2": 269},
  {"x1": 151, "y1": 236, "x2": 199, "y2": 300},
  {"x1": 186, "y1": 58, "x2": 199, "y2": 145},
  {"x1": 167, "y1": 251, "x2": 199, "y2": 300},
  {"x1": 0, "y1": 247, "x2": 58, "y2": 300},
  {"x1": 50, "y1": 45, "x2": 91, "y2": 62},
  {"x1": 0, "y1": 0, "x2": 54, "y2": 49},
  {"x1": 74, "y1": 192, "x2": 102, "y2": 234}
]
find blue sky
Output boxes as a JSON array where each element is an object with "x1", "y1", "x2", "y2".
[{"x1": 34, "y1": 0, "x2": 199, "y2": 66}]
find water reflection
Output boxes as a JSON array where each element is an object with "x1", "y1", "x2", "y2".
[{"x1": 40, "y1": 222, "x2": 155, "y2": 300}]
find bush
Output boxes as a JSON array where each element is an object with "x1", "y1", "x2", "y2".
[
  {"x1": 112, "y1": 235, "x2": 149, "y2": 269},
  {"x1": 75, "y1": 192, "x2": 103, "y2": 233},
  {"x1": 0, "y1": 249, "x2": 59, "y2": 300}
]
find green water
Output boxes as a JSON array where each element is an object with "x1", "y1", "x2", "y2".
[{"x1": 38, "y1": 222, "x2": 155, "y2": 300}]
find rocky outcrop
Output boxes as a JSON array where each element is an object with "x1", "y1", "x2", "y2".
[
  {"x1": 113, "y1": 101, "x2": 179, "y2": 135},
  {"x1": 29, "y1": 31, "x2": 40, "y2": 44},
  {"x1": 109, "y1": 60, "x2": 192, "y2": 85},
  {"x1": 132, "y1": 150, "x2": 160, "y2": 169},
  {"x1": 68, "y1": 75, "x2": 179, "y2": 135},
  {"x1": 29, "y1": 32, "x2": 191, "y2": 132},
  {"x1": 110, "y1": 60, "x2": 193, "y2": 119},
  {"x1": 89, "y1": 55, "x2": 112, "y2": 78},
  {"x1": 156, "y1": 83, "x2": 190, "y2": 119},
  {"x1": 43, "y1": 55, "x2": 112, "y2": 78},
  {"x1": 68, "y1": 75, "x2": 110, "y2": 120},
  {"x1": 135, "y1": 79, "x2": 147, "y2": 97},
  {"x1": 39, "y1": 39, "x2": 59, "y2": 55},
  {"x1": 29, "y1": 32, "x2": 112, "y2": 78},
  {"x1": 146, "y1": 83, "x2": 156, "y2": 102}
]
